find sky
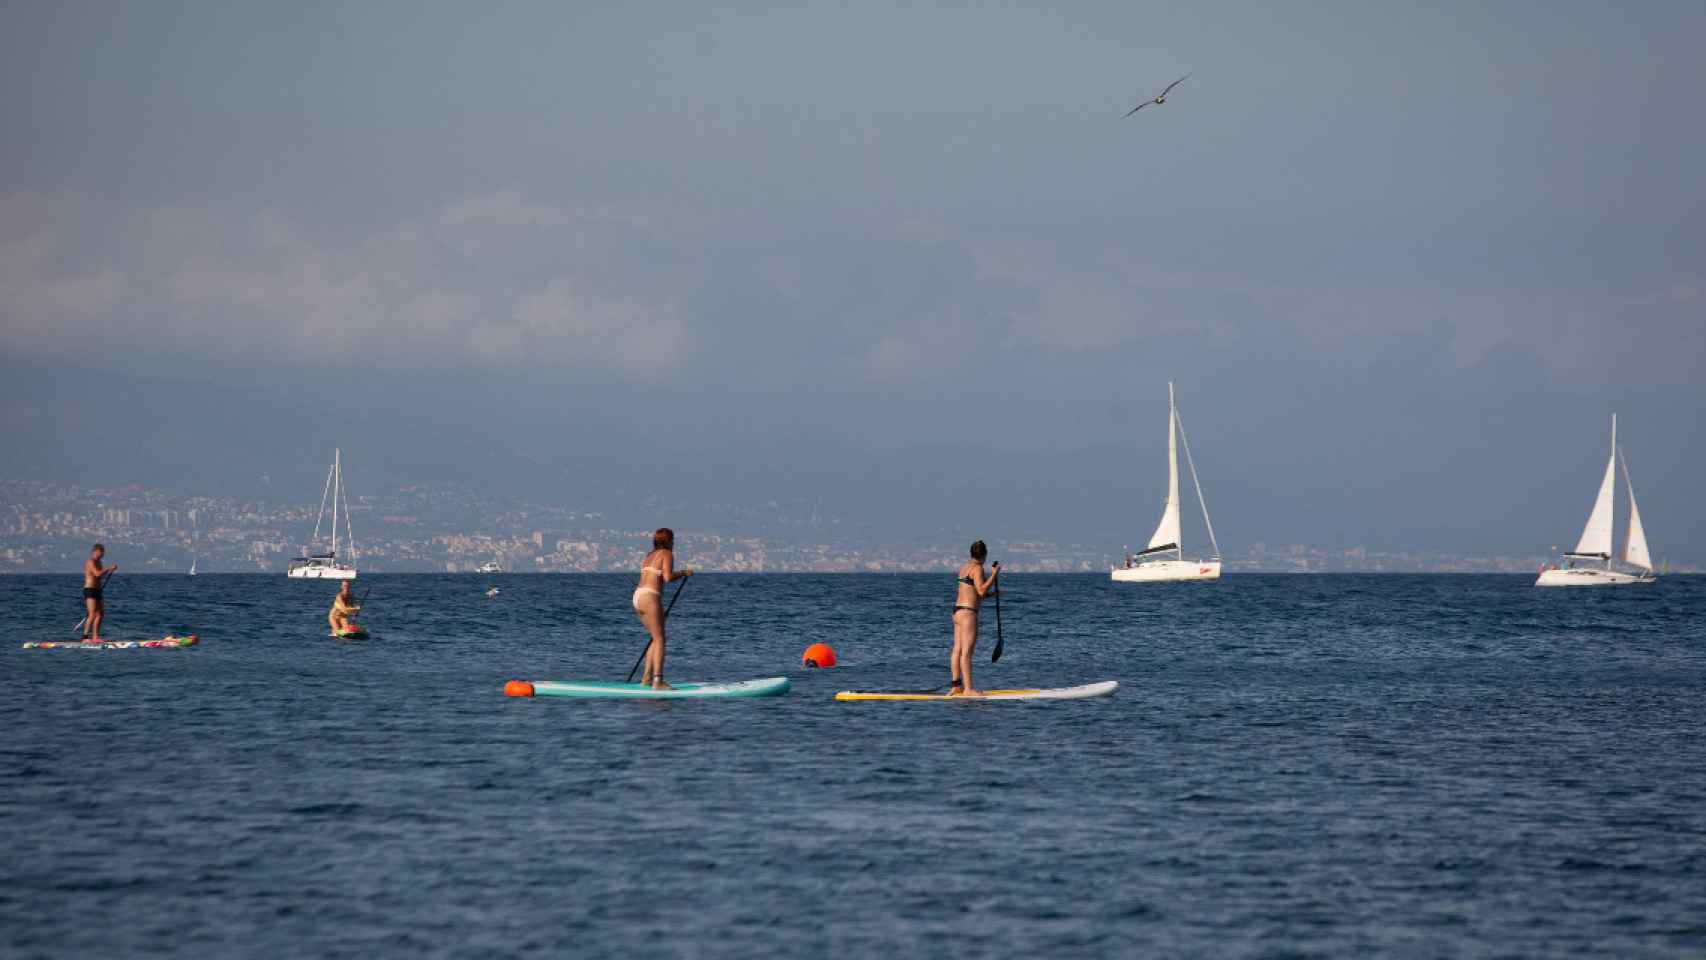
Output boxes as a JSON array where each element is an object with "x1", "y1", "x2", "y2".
[{"x1": 2, "y1": 0, "x2": 1703, "y2": 560}]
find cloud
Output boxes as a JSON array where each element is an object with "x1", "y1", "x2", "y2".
[
  {"x1": 486, "y1": 278, "x2": 685, "y2": 373},
  {"x1": 0, "y1": 192, "x2": 124, "y2": 341},
  {"x1": 1, "y1": 189, "x2": 1701, "y2": 393},
  {"x1": 440, "y1": 190, "x2": 560, "y2": 229},
  {"x1": 2, "y1": 190, "x2": 688, "y2": 377}
]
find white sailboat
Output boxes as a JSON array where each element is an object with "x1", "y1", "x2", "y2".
[
  {"x1": 287, "y1": 448, "x2": 358, "y2": 580},
  {"x1": 1113, "y1": 382, "x2": 1223, "y2": 583},
  {"x1": 1536, "y1": 414, "x2": 1655, "y2": 587},
  {"x1": 188, "y1": 554, "x2": 196, "y2": 576}
]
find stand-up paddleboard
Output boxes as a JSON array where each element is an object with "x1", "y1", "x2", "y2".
[
  {"x1": 333, "y1": 628, "x2": 369, "y2": 639},
  {"x1": 23, "y1": 635, "x2": 199, "y2": 650},
  {"x1": 835, "y1": 680, "x2": 1117, "y2": 702},
  {"x1": 507, "y1": 677, "x2": 790, "y2": 700}
]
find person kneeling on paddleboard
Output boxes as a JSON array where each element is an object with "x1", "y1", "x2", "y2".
[
  {"x1": 635, "y1": 527, "x2": 693, "y2": 690},
  {"x1": 329, "y1": 582, "x2": 362, "y2": 636},
  {"x1": 951, "y1": 541, "x2": 999, "y2": 696}
]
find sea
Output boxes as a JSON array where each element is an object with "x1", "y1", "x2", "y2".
[{"x1": 3, "y1": 573, "x2": 1704, "y2": 958}]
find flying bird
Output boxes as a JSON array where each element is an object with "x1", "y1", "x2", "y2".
[{"x1": 1124, "y1": 75, "x2": 1189, "y2": 117}]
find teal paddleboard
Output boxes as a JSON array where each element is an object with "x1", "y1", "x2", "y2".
[{"x1": 516, "y1": 677, "x2": 790, "y2": 700}]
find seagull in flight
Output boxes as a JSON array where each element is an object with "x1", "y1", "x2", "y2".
[{"x1": 1124, "y1": 75, "x2": 1189, "y2": 117}]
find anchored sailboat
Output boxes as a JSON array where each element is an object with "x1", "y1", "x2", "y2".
[
  {"x1": 1113, "y1": 382, "x2": 1222, "y2": 583},
  {"x1": 288, "y1": 448, "x2": 358, "y2": 580},
  {"x1": 1536, "y1": 415, "x2": 1655, "y2": 587}
]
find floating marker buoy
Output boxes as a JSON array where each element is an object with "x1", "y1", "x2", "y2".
[
  {"x1": 802, "y1": 643, "x2": 837, "y2": 668},
  {"x1": 504, "y1": 680, "x2": 535, "y2": 697}
]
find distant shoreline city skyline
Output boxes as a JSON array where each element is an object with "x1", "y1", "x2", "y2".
[{"x1": 6, "y1": 478, "x2": 1688, "y2": 576}]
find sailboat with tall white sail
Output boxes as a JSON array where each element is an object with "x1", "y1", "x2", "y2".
[
  {"x1": 1113, "y1": 382, "x2": 1222, "y2": 583},
  {"x1": 1536, "y1": 414, "x2": 1655, "y2": 587},
  {"x1": 288, "y1": 448, "x2": 358, "y2": 580}
]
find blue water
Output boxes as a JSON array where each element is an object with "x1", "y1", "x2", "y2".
[{"x1": 3, "y1": 573, "x2": 1705, "y2": 957}]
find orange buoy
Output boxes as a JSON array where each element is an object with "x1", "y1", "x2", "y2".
[
  {"x1": 802, "y1": 643, "x2": 837, "y2": 668},
  {"x1": 504, "y1": 680, "x2": 536, "y2": 697}
]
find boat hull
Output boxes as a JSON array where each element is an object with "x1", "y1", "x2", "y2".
[
  {"x1": 1535, "y1": 567, "x2": 1654, "y2": 587},
  {"x1": 287, "y1": 565, "x2": 357, "y2": 580},
  {"x1": 1111, "y1": 560, "x2": 1221, "y2": 583}
]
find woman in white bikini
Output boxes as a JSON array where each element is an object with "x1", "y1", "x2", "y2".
[{"x1": 634, "y1": 527, "x2": 693, "y2": 689}]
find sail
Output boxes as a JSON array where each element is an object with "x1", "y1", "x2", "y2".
[
  {"x1": 1146, "y1": 383, "x2": 1182, "y2": 552},
  {"x1": 1621, "y1": 447, "x2": 1652, "y2": 571},
  {"x1": 1570, "y1": 416, "x2": 1616, "y2": 557}
]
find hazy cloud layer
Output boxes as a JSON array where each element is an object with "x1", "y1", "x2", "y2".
[{"x1": 5, "y1": 189, "x2": 1698, "y2": 392}]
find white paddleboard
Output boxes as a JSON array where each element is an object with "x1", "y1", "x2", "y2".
[{"x1": 835, "y1": 681, "x2": 1118, "y2": 702}]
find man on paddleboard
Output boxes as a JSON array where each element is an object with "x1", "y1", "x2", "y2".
[
  {"x1": 329, "y1": 582, "x2": 362, "y2": 636},
  {"x1": 81, "y1": 543, "x2": 117, "y2": 642}
]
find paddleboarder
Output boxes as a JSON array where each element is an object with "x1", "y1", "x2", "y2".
[
  {"x1": 81, "y1": 543, "x2": 117, "y2": 642},
  {"x1": 634, "y1": 527, "x2": 694, "y2": 690},
  {"x1": 328, "y1": 581, "x2": 362, "y2": 636},
  {"x1": 951, "y1": 540, "x2": 1000, "y2": 696}
]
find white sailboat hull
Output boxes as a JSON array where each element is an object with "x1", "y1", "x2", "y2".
[
  {"x1": 287, "y1": 564, "x2": 357, "y2": 580},
  {"x1": 1112, "y1": 560, "x2": 1222, "y2": 583},
  {"x1": 1535, "y1": 567, "x2": 1652, "y2": 587}
]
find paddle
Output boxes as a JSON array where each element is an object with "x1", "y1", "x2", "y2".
[
  {"x1": 626, "y1": 576, "x2": 690, "y2": 683},
  {"x1": 72, "y1": 570, "x2": 115, "y2": 638},
  {"x1": 990, "y1": 560, "x2": 1005, "y2": 663}
]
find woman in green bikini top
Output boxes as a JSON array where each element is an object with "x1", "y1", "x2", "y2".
[{"x1": 950, "y1": 540, "x2": 1000, "y2": 696}]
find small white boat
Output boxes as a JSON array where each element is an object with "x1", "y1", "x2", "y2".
[
  {"x1": 1537, "y1": 414, "x2": 1656, "y2": 587},
  {"x1": 1113, "y1": 383, "x2": 1222, "y2": 583},
  {"x1": 477, "y1": 560, "x2": 504, "y2": 574},
  {"x1": 288, "y1": 448, "x2": 358, "y2": 580}
]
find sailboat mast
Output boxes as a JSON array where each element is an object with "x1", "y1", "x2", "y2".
[
  {"x1": 1168, "y1": 382, "x2": 1180, "y2": 559},
  {"x1": 331, "y1": 448, "x2": 340, "y2": 560},
  {"x1": 1607, "y1": 415, "x2": 1616, "y2": 570}
]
